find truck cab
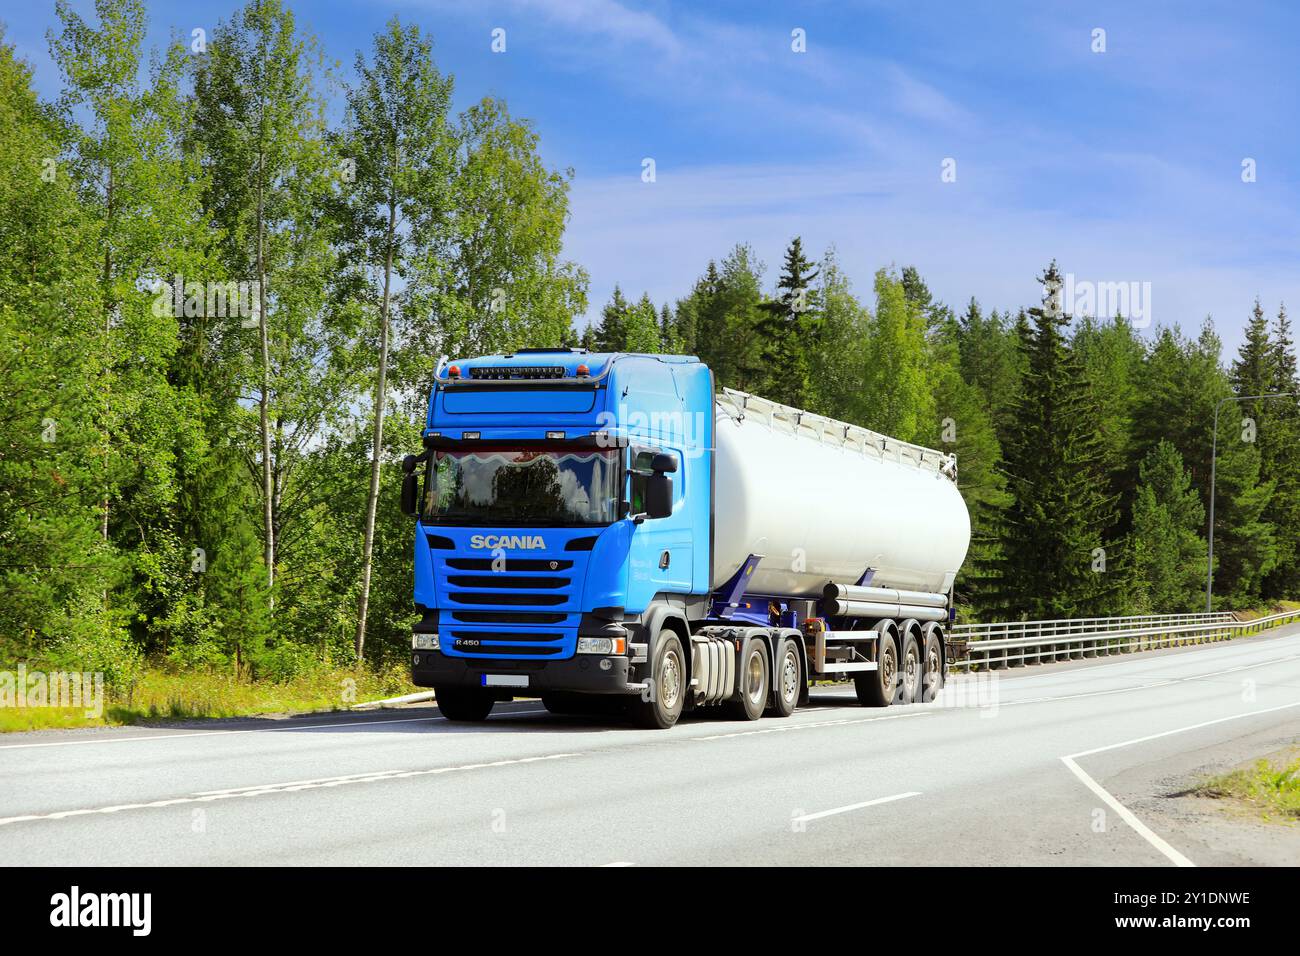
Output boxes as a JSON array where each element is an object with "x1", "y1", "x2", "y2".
[{"x1": 402, "y1": 349, "x2": 714, "y2": 725}]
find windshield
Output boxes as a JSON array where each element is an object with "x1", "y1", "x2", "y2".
[{"x1": 421, "y1": 445, "x2": 621, "y2": 526}]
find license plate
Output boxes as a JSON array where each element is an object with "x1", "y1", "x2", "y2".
[{"x1": 482, "y1": 674, "x2": 529, "y2": 688}]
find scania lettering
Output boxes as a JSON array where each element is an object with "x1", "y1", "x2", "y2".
[{"x1": 400, "y1": 349, "x2": 971, "y2": 728}]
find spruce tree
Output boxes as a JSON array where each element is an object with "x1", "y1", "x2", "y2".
[
  {"x1": 1262, "y1": 304, "x2": 1300, "y2": 597},
  {"x1": 985, "y1": 263, "x2": 1117, "y2": 618},
  {"x1": 755, "y1": 237, "x2": 820, "y2": 406}
]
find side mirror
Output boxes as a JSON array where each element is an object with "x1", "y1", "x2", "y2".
[
  {"x1": 650, "y1": 452, "x2": 677, "y2": 474},
  {"x1": 400, "y1": 470, "x2": 420, "y2": 518},
  {"x1": 645, "y1": 473, "x2": 673, "y2": 519}
]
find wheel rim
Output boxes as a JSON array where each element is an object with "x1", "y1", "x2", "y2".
[
  {"x1": 781, "y1": 650, "x2": 799, "y2": 702},
  {"x1": 926, "y1": 645, "x2": 941, "y2": 693},
  {"x1": 905, "y1": 645, "x2": 919, "y2": 695},
  {"x1": 746, "y1": 651, "x2": 765, "y2": 703},
  {"x1": 661, "y1": 649, "x2": 682, "y2": 708},
  {"x1": 881, "y1": 644, "x2": 896, "y2": 690}
]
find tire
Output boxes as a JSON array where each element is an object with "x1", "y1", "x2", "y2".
[
  {"x1": 767, "y1": 638, "x2": 801, "y2": 718},
  {"x1": 629, "y1": 632, "x2": 686, "y2": 729},
  {"x1": 435, "y1": 686, "x2": 495, "y2": 722},
  {"x1": 898, "y1": 633, "x2": 921, "y2": 704},
  {"x1": 921, "y1": 628, "x2": 945, "y2": 703},
  {"x1": 854, "y1": 632, "x2": 896, "y2": 707},
  {"x1": 728, "y1": 638, "x2": 770, "y2": 721}
]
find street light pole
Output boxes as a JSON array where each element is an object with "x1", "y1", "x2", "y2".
[{"x1": 1205, "y1": 392, "x2": 1298, "y2": 612}]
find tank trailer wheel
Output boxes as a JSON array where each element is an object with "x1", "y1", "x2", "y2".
[
  {"x1": 921, "y1": 626, "x2": 945, "y2": 703},
  {"x1": 854, "y1": 632, "x2": 897, "y2": 708},
  {"x1": 898, "y1": 632, "x2": 921, "y2": 704}
]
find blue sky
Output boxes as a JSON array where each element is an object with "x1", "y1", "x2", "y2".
[{"x1": 6, "y1": 1, "x2": 1298, "y2": 352}]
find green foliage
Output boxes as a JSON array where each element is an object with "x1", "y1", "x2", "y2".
[
  {"x1": 1129, "y1": 442, "x2": 1207, "y2": 612},
  {"x1": 861, "y1": 268, "x2": 933, "y2": 442}
]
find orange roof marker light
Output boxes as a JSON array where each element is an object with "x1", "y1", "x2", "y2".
[{"x1": 575, "y1": 363, "x2": 590, "y2": 377}]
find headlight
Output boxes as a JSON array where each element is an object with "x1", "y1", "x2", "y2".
[
  {"x1": 576, "y1": 636, "x2": 626, "y2": 655},
  {"x1": 412, "y1": 633, "x2": 439, "y2": 651}
]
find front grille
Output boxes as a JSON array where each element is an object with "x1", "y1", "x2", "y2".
[
  {"x1": 447, "y1": 574, "x2": 568, "y2": 590},
  {"x1": 448, "y1": 592, "x2": 565, "y2": 606},
  {"x1": 450, "y1": 630, "x2": 562, "y2": 643},
  {"x1": 451, "y1": 611, "x2": 567, "y2": 625},
  {"x1": 454, "y1": 644, "x2": 560, "y2": 656},
  {"x1": 446, "y1": 558, "x2": 572, "y2": 572},
  {"x1": 434, "y1": 544, "x2": 583, "y2": 658}
]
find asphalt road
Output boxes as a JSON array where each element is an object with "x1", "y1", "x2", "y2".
[{"x1": 4, "y1": 626, "x2": 1300, "y2": 866}]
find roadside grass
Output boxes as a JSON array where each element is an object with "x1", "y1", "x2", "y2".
[
  {"x1": 0, "y1": 664, "x2": 420, "y2": 733},
  {"x1": 1235, "y1": 599, "x2": 1300, "y2": 621},
  {"x1": 1196, "y1": 751, "x2": 1300, "y2": 823}
]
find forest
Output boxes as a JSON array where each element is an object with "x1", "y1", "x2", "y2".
[{"x1": 2, "y1": 0, "x2": 1296, "y2": 695}]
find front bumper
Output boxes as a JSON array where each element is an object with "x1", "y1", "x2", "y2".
[{"x1": 411, "y1": 650, "x2": 634, "y2": 694}]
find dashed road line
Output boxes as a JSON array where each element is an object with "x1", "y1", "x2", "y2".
[
  {"x1": 0, "y1": 752, "x2": 580, "y2": 827},
  {"x1": 793, "y1": 791, "x2": 921, "y2": 824}
]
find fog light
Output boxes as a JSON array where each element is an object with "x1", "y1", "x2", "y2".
[
  {"x1": 598, "y1": 658, "x2": 613, "y2": 671},
  {"x1": 412, "y1": 633, "x2": 439, "y2": 651}
]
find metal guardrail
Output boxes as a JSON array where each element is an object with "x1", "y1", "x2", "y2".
[{"x1": 950, "y1": 609, "x2": 1300, "y2": 670}]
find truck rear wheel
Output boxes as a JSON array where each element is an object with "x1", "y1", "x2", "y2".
[
  {"x1": 729, "y1": 638, "x2": 770, "y2": 721},
  {"x1": 629, "y1": 633, "x2": 685, "y2": 729},
  {"x1": 854, "y1": 632, "x2": 896, "y2": 708},
  {"x1": 436, "y1": 686, "x2": 494, "y2": 722},
  {"x1": 767, "y1": 638, "x2": 801, "y2": 718}
]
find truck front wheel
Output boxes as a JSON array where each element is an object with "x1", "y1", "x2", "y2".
[
  {"x1": 629, "y1": 633, "x2": 686, "y2": 729},
  {"x1": 854, "y1": 633, "x2": 896, "y2": 708},
  {"x1": 435, "y1": 686, "x2": 495, "y2": 722}
]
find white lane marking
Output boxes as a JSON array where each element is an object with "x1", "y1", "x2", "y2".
[
  {"x1": 693, "y1": 711, "x2": 928, "y2": 741},
  {"x1": 193, "y1": 770, "x2": 409, "y2": 795},
  {"x1": 600, "y1": 861, "x2": 636, "y2": 867},
  {"x1": 1059, "y1": 699, "x2": 1300, "y2": 868},
  {"x1": 793, "y1": 791, "x2": 921, "y2": 824},
  {"x1": 0, "y1": 705, "x2": 547, "y2": 751},
  {"x1": 1060, "y1": 758, "x2": 1195, "y2": 868},
  {"x1": 0, "y1": 752, "x2": 580, "y2": 828}
]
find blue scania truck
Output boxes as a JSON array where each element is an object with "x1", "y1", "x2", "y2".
[{"x1": 401, "y1": 349, "x2": 971, "y2": 729}]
